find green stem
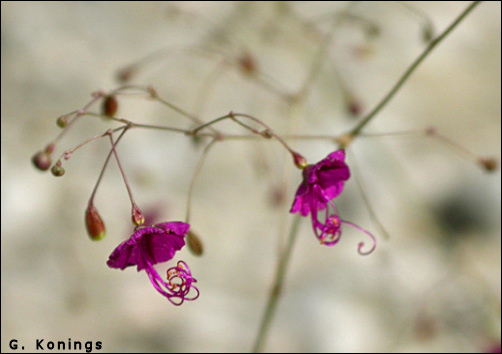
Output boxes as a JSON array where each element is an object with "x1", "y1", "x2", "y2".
[
  {"x1": 252, "y1": 216, "x2": 302, "y2": 353},
  {"x1": 349, "y1": 1, "x2": 482, "y2": 137},
  {"x1": 185, "y1": 138, "x2": 218, "y2": 224}
]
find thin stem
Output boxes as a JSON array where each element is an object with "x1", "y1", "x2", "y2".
[
  {"x1": 85, "y1": 112, "x2": 190, "y2": 134},
  {"x1": 348, "y1": 149, "x2": 391, "y2": 241},
  {"x1": 358, "y1": 129, "x2": 425, "y2": 138},
  {"x1": 186, "y1": 132, "x2": 336, "y2": 141},
  {"x1": 185, "y1": 138, "x2": 218, "y2": 224},
  {"x1": 109, "y1": 83, "x2": 221, "y2": 133},
  {"x1": 88, "y1": 128, "x2": 128, "y2": 205},
  {"x1": 109, "y1": 84, "x2": 154, "y2": 96},
  {"x1": 359, "y1": 127, "x2": 483, "y2": 163},
  {"x1": 154, "y1": 95, "x2": 206, "y2": 126},
  {"x1": 349, "y1": 1, "x2": 483, "y2": 137},
  {"x1": 57, "y1": 126, "x2": 127, "y2": 162},
  {"x1": 86, "y1": 111, "x2": 332, "y2": 142},
  {"x1": 395, "y1": 1, "x2": 434, "y2": 40},
  {"x1": 231, "y1": 113, "x2": 295, "y2": 154},
  {"x1": 191, "y1": 112, "x2": 300, "y2": 158},
  {"x1": 55, "y1": 91, "x2": 105, "y2": 142},
  {"x1": 83, "y1": 111, "x2": 343, "y2": 142},
  {"x1": 252, "y1": 216, "x2": 302, "y2": 353},
  {"x1": 116, "y1": 44, "x2": 227, "y2": 86},
  {"x1": 296, "y1": 20, "x2": 336, "y2": 100},
  {"x1": 252, "y1": 73, "x2": 294, "y2": 103},
  {"x1": 190, "y1": 113, "x2": 232, "y2": 135},
  {"x1": 107, "y1": 128, "x2": 136, "y2": 207},
  {"x1": 427, "y1": 128, "x2": 480, "y2": 161},
  {"x1": 193, "y1": 60, "x2": 229, "y2": 117},
  {"x1": 279, "y1": 134, "x2": 339, "y2": 141},
  {"x1": 294, "y1": 2, "x2": 363, "y2": 100}
]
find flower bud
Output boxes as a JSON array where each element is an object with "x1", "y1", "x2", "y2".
[
  {"x1": 32, "y1": 151, "x2": 51, "y2": 171},
  {"x1": 51, "y1": 163, "x2": 65, "y2": 177},
  {"x1": 292, "y1": 152, "x2": 308, "y2": 170},
  {"x1": 116, "y1": 66, "x2": 133, "y2": 83},
  {"x1": 44, "y1": 143, "x2": 55, "y2": 154},
  {"x1": 186, "y1": 230, "x2": 204, "y2": 256},
  {"x1": 56, "y1": 114, "x2": 69, "y2": 128},
  {"x1": 146, "y1": 85, "x2": 158, "y2": 98},
  {"x1": 425, "y1": 126, "x2": 436, "y2": 136},
  {"x1": 101, "y1": 95, "x2": 118, "y2": 117},
  {"x1": 261, "y1": 129, "x2": 274, "y2": 139},
  {"x1": 85, "y1": 204, "x2": 106, "y2": 241},
  {"x1": 131, "y1": 204, "x2": 145, "y2": 226},
  {"x1": 347, "y1": 100, "x2": 362, "y2": 117},
  {"x1": 479, "y1": 157, "x2": 498, "y2": 172},
  {"x1": 422, "y1": 25, "x2": 434, "y2": 43},
  {"x1": 239, "y1": 51, "x2": 257, "y2": 76},
  {"x1": 268, "y1": 184, "x2": 286, "y2": 207}
]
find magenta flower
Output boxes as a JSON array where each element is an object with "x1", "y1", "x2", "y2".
[
  {"x1": 290, "y1": 149, "x2": 376, "y2": 255},
  {"x1": 107, "y1": 221, "x2": 199, "y2": 305},
  {"x1": 290, "y1": 149, "x2": 350, "y2": 216}
]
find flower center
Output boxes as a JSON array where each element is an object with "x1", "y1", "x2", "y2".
[
  {"x1": 318, "y1": 214, "x2": 342, "y2": 245},
  {"x1": 166, "y1": 261, "x2": 196, "y2": 294}
]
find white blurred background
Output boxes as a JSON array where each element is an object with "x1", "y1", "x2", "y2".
[{"x1": 1, "y1": 2, "x2": 500, "y2": 352}]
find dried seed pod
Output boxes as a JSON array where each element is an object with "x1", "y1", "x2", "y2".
[
  {"x1": 101, "y1": 95, "x2": 118, "y2": 117},
  {"x1": 479, "y1": 157, "x2": 498, "y2": 172},
  {"x1": 238, "y1": 51, "x2": 258, "y2": 76}
]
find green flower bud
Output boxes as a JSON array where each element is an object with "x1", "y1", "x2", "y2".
[
  {"x1": 187, "y1": 230, "x2": 204, "y2": 256},
  {"x1": 85, "y1": 204, "x2": 106, "y2": 241},
  {"x1": 131, "y1": 204, "x2": 145, "y2": 226},
  {"x1": 292, "y1": 152, "x2": 308, "y2": 170},
  {"x1": 51, "y1": 163, "x2": 65, "y2": 177}
]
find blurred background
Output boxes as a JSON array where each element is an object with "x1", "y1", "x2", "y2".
[{"x1": 1, "y1": 2, "x2": 500, "y2": 352}]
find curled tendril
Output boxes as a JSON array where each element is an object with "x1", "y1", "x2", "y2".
[
  {"x1": 166, "y1": 261, "x2": 199, "y2": 300},
  {"x1": 312, "y1": 210, "x2": 343, "y2": 246},
  {"x1": 342, "y1": 220, "x2": 377, "y2": 256},
  {"x1": 310, "y1": 198, "x2": 376, "y2": 255},
  {"x1": 140, "y1": 240, "x2": 199, "y2": 305}
]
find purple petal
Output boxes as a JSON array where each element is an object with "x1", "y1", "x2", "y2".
[
  {"x1": 143, "y1": 230, "x2": 185, "y2": 267},
  {"x1": 326, "y1": 149, "x2": 346, "y2": 162},
  {"x1": 107, "y1": 241, "x2": 137, "y2": 270},
  {"x1": 154, "y1": 221, "x2": 190, "y2": 236},
  {"x1": 107, "y1": 223, "x2": 189, "y2": 271},
  {"x1": 290, "y1": 181, "x2": 310, "y2": 215}
]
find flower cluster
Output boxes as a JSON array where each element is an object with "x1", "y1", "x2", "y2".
[
  {"x1": 290, "y1": 149, "x2": 376, "y2": 255},
  {"x1": 107, "y1": 221, "x2": 199, "y2": 305}
]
